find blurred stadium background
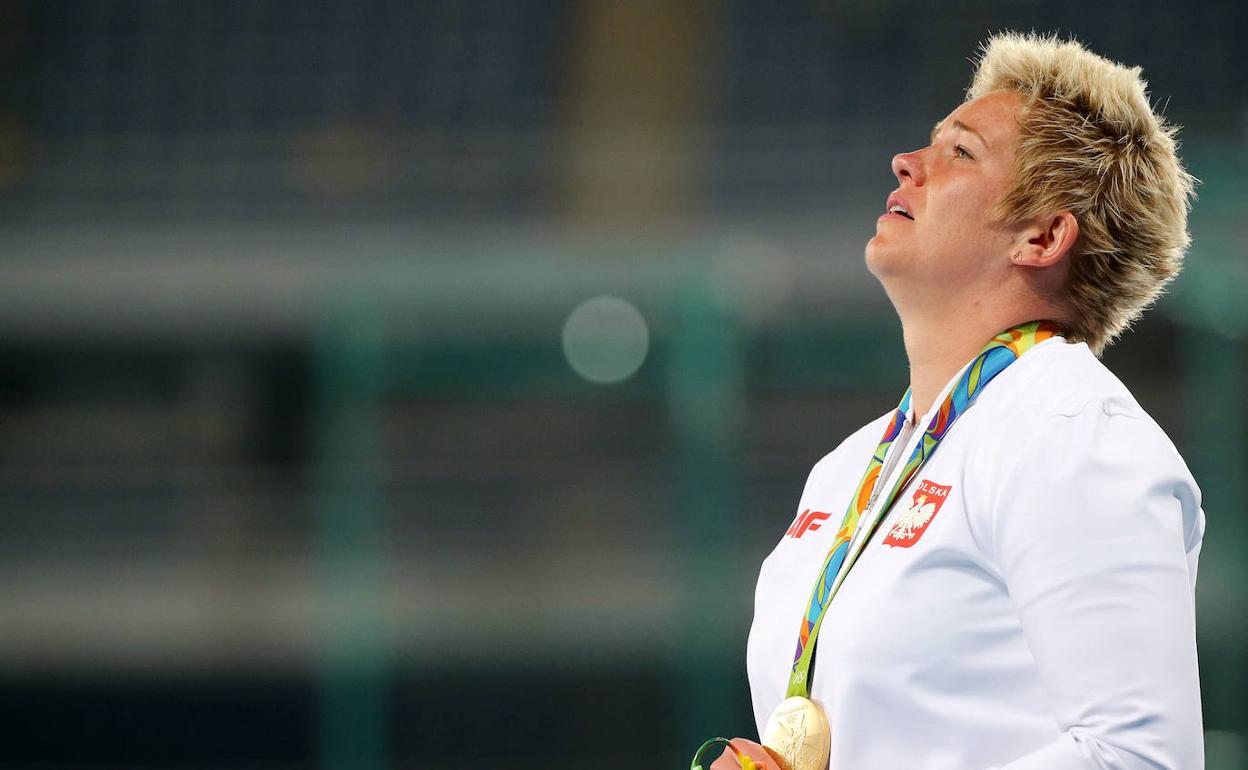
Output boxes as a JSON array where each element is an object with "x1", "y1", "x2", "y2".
[{"x1": 0, "y1": 1, "x2": 1244, "y2": 768}]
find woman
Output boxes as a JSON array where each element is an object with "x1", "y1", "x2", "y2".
[{"x1": 712, "y1": 31, "x2": 1204, "y2": 770}]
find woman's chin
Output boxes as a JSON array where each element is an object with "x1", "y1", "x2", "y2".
[{"x1": 864, "y1": 238, "x2": 905, "y2": 277}]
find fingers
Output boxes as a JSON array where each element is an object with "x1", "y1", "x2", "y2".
[
  {"x1": 707, "y1": 746, "x2": 740, "y2": 770},
  {"x1": 728, "y1": 738, "x2": 786, "y2": 770},
  {"x1": 703, "y1": 738, "x2": 786, "y2": 770}
]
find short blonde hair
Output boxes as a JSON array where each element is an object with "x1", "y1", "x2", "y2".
[{"x1": 967, "y1": 32, "x2": 1197, "y2": 355}]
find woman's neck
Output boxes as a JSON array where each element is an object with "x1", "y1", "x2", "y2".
[{"x1": 901, "y1": 313, "x2": 1031, "y2": 418}]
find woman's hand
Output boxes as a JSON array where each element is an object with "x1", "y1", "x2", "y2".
[{"x1": 707, "y1": 738, "x2": 785, "y2": 770}]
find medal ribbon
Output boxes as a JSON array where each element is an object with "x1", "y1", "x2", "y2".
[{"x1": 785, "y1": 320, "x2": 1061, "y2": 698}]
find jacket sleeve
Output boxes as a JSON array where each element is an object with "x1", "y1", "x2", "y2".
[{"x1": 984, "y1": 403, "x2": 1205, "y2": 770}]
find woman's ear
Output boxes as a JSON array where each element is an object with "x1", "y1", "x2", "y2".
[{"x1": 1011, "y1": 211, "x2": 1078, "y2": 268}]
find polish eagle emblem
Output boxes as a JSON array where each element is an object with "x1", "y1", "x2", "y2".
[{"x1": 883, "y1": 479, "x2": 951, "y2": 547}]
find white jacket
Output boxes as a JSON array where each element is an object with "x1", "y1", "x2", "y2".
[{"x1": 747, "y1": 336, "x2": 1205, "y2": 769}]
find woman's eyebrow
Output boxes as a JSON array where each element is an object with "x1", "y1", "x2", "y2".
[{"x1": 931, "y1": 119, "x2": 990, "y2": 149}]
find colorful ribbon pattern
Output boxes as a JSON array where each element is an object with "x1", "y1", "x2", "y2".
[{"x1": 786, "y1": 320, "x2": 1061, "y2": 698}]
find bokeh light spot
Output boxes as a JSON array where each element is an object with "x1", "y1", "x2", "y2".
[{"x1": 562, "y1": 296, "x2": 650, "y2": 384}]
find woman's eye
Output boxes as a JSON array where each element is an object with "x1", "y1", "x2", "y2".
[{"x1": 955, "y1": 144, "x2": 974, "y2": 160}]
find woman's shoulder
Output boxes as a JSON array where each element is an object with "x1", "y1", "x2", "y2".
[
  {"x1": 974, "y1": 337, "x2": 1197, "y2": 503},
  {"x1": 968, "y1": 337, "x2": 1197, "y2": 506},
  {"x1": 976, "y1": 336, "x2": 1152, "y2": 435}
]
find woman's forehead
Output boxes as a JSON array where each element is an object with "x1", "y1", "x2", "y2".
[{"x1": 932, "y1": 91, "x2": 1023, "y2": 149}]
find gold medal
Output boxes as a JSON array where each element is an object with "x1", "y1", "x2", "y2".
[{"x1": 761, "y1": 696, "x2": 831, "y2": 770}]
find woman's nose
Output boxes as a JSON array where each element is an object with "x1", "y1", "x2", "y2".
[{"x1": 891, "y1": 150, "x2": 924, "y2": 185}]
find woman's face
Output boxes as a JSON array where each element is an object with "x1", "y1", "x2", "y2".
[{"x1": 865, "y1": 90, "x2": 1025, "y2": 309}]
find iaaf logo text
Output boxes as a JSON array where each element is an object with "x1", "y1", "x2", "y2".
[{"x1": 786, "y1": 509, "x2": 832, "y2": 539}]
